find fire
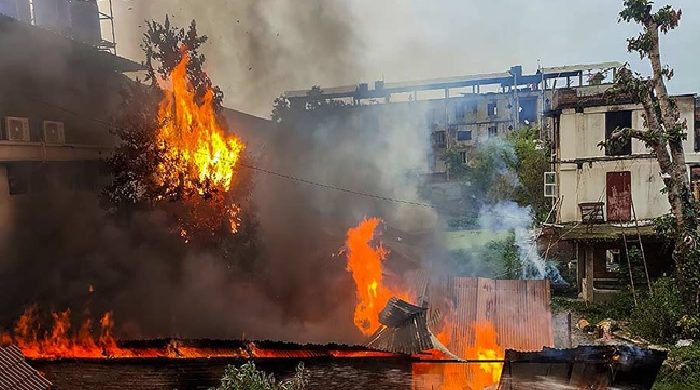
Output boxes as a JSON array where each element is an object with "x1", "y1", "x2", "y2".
[
  {"x1": 422, "y1": 320, "x2": 504, "y2": 389},
  {"x1": 2, "y1": 307, "x2": 405, "y2": 360},
  {"x1": 345, "y1": 217, "x2": 409, "y2": 336},
  {"x1": 157, "y1": 50, "x2": 243, "y2": 194},
  {"x1": 155, "y1": 49, "x2": 244, "y2": 235},
  {"x1": 466, "y1": 321, "x2": 504, "y2": 388},
  {"x1": 6, "y1": 306, "x2": 119, "y2": 359}
]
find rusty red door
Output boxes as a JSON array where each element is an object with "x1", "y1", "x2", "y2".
[{"x1": 606, "y1": 171, "x2": 631, "y2": 221}]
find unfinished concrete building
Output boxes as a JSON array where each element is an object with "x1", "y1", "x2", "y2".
[
  {"x1": 544, "y1": 87, "x2": 698, "y2": 302},
  {"x1": 282, "y1": 62, "x2": 622, "y2": 221}
]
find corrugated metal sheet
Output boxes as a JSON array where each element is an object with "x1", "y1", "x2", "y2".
[
  {"x1": 367, "y1": 298, "x2": 433, "y2": 354},
  {"x1": 427, "y1": 277, "x2": 554, "y2": 354},
  {"x1": 0, "y1": 345, "x2": 53, "y2": 390}
]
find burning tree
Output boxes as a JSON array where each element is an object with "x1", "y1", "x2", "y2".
[
  {"x1": 604, "y1": 1, "x2": 700, "y2": 303},
  {"x1": 104, "y1": 17, "x2": 258, "y2": 267}
]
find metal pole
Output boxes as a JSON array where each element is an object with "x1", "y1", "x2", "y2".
[{"x1": 108, "y1": 0, "x2": 116, "y2": 55}]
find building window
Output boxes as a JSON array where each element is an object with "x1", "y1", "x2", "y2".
[
  {"x1": 520, "y1": 97, "x2": 537, "y2": 124},
  {"x1": 487, "y1": 102, "x2": 498, "y2": 117},
  {"x1": 691, "y1": 166, "x2": 700, "y2": 200},
  {"x1": 459, "y1": 151, "x2": 467, "y2": 164},
  {"x1": 456, "y1": 130, "x2": 472, "y2": 141},
  {"x1": 432, "y1": 130, "x2": 446, "y2": 147},
  {"x1": 488, "y1": 126, "x2": 498, "y2": 138},
  {"x1": 605, "y1": 110, "x2": 632, "y2": 156},
  {"x1": 455, "y1": 103, "x2": 466, "y2": 121},
  {"x1": 7, "y1": 164, "x2": 29, "y2": 195},
  {"x1": 606, "y1": 249, "x2": 621, "y2": 273},
  {"x1": 544, "y1": 172, "x2": 557, "y2": 198}
]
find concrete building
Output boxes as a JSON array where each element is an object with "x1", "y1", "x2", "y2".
[
  {"x1": 282, "y1": 63, "x2": 621, "y2": 227},
  {"x1": 283, "y1": 63, "x2": 621, "y2": 181},
  {"x1": 0, "y1": 11, "x2": 141, "y2": 241},
  {"x1": 545, "y1": 86, "x2": 698, "y2": 301}
]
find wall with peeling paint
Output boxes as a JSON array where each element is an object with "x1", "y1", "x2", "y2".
[{"x1": 555, "y1": 96, "x2": 697, "y2": 223}]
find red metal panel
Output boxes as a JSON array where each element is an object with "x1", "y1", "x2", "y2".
[
  {"x1": 606, "y1": 171, "x2": 632, "y2": 221},
  {"x1": 444, "y1": 277, "x2": 553, "y2": 354}
]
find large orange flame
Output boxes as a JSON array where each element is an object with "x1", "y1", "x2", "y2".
[
  {"x1": 155, "y1": 50, "x2": 244, "y2": 235},
  {"x1": 156, "y1": 51, "x2": 243, "y2": 194},
  {"x1": 466, "y1": 321, "x2": 504, "y2": 388},
  {"x1": 425, "y1": 319, "x2": 505, "y2": 390},
  {"x1": 5, "y1": 306, "x2": 120, "y2": 359},
  {"x1": 345, "y1": 218, "x2": 409, "y2": 336}
]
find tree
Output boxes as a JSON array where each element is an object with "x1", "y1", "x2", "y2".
[
  {"x1": 103, "y1": 17, "x2": 258, "y2": 269},
  {"x1": 606, "y1": 0, "x2": 699, "y2": 298},
  {"x1": 440, "y1": 126, "x2": 550, "y2": 222},
  {"x1": 506, "y1": 126, "x2": 551, "y2": 222}
]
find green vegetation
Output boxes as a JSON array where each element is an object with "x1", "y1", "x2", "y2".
[
  {"x1": 211, "y1": 362, "x2": 309, "y2": 390},
  {"x1": 441, "y1": 125, "x2": 551, "y2": 224},
  {"x1": 553, "y1": 278, "x2": 700, "y2": 389}
]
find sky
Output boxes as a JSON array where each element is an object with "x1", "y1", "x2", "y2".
[{"x1": 105, "y1": 0, "x2": 700, "y2": 117}]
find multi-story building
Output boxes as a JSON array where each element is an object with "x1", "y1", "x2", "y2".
[
  {"x1": 283, "y1": 63, "x2": 621, "y2": 181},
  {"x1": 282, "y1": 63, "x2": 621, "y2": 226},
  {"x1": 545, "y1": 86, "x2": 698, "y2": 301},
  {"x1": 0, "y1": 6, "x2": 142, "y2": 239}
]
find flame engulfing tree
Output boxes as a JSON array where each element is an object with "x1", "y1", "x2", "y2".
[
  {"x1": 104, "y1": 17, "x2": 258, "y2": 268},
  {"x1": 604, "y1": 1, "x2": 699, "y2": 301}
]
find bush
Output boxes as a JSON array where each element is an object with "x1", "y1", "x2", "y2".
[
  {"x1": 654, "y1": 345, "x2": 700, "y2": 389},
  {"x1": 551, "y1": 291, "x2": 635, "y2": 325},
  {"x1": 630, "y1": 277, "x2": 686, "y2": 344},
  {"x1": 211, "y1": 362, "x2": 309, "y2": 390}
]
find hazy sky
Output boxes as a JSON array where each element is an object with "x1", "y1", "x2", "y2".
[{"x1": 106, "y1": 0, "x2": 700, "y2": 117}]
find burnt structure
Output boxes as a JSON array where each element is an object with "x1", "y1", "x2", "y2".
[
  {"x1": 498, "y1": 345, "x2": 667, "y2": 390},
  {"x1": 366, "y1": 298, "x2": 432, "y2": 355}
]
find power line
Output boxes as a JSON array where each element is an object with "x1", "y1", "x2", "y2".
[
  {"x1": 239, "y1": 162, "x2": 436, "y2": 209},
  {"x1": 24, "y1": 95, "x2": 437, "y2": 209}
]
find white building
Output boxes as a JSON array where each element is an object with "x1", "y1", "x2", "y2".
[{"x1": 547, "y1": 86, "x2": 699, "y2": 301}]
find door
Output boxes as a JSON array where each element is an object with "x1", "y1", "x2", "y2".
[{"x1": 606, "y1": 171, "x2": 631, "y2": 221}]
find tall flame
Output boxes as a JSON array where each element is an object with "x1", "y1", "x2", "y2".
[
  {"x1": 156, "y1": 51, "x2": 244, "y2": 194},
  {"x1": 5, "y1": 306, "x2": 119, "y2": 359},
  {"x1": 427, "y1": 319, "x2": 505, "y2": 390},
  {"x1": 466, "y1": 321, "x2": 504, "y2": 388},
  {"x1": 345, "y1": 217, "x2": 408, "y2": 336}
]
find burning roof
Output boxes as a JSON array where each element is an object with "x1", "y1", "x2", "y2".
[{"x1": 366, "y1": 298, "x2": 432, "y2": 355}]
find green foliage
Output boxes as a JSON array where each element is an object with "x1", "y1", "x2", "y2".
[
  {"x1": 446, "y1": 232, "x2": 521, "y2": 279},
  {"x1": 482, "y1": 233, "x2": 521, "y2": 279},
  {"x1": 142, "y1": 16, "x2": 223, "y2": 110},
  {"x1": 440, "y1": 126, "x2": 550, "y2": 222},
  {"x1": 551, "y1": 293, "x2": 635, "y2": 325},
  {"x1": 211, "y1": 362, "x2": 309, "y2": 390},
  {"x1": 506, "y1": 126, "x2": 551, "y2": 222},
  {"x1": 630, "y1": 277, "x2": 686, "y2": 344},
  {"x1": 654, "y1": 345, "x2": 700, "y2": 389}
]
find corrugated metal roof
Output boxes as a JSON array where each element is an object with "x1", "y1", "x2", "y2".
[
  {"x1": 0, "y1": 345, "x2": 52, "y2": 390},
  {"x1": 428, "y1": 277, "x2": 554, "y2": 354},
  {"x1": 367, "y1": 298, "x2": 433, "y2": 354}
]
